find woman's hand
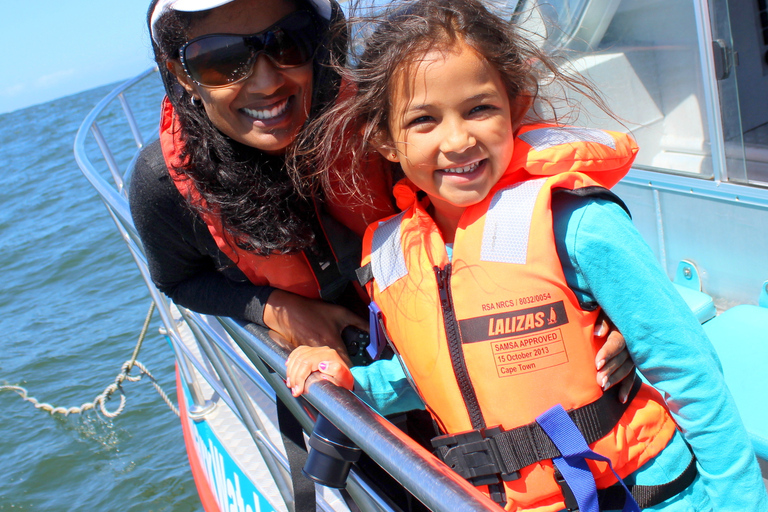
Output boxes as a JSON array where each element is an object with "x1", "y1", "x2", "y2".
[
  {"x1": 262, "y1": 289, "x2": 368, "y2": 366},
  {"x1": 285, "y1": 345, "x2": 355, "y2": 397},
  {"x1": 594, "y1": 314, "x2": 636, "y2": 403}
]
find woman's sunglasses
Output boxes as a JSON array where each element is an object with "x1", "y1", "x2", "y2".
[{"x1": 179, "y1": 10, "x2": 320, "y2": 88}]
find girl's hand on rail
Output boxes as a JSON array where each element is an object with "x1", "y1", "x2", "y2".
[
  {"x1": 594, "y1": 313, "x2": 636, "y2": 403},
  {"x1": 263, "y1": 290, "x2": 368, "y2": 367},
  {"x1": 285, "y1": 345, "x2": 355, "y2": 397}
]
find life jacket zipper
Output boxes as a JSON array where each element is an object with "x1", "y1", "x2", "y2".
[{"x1": 434, "y1": 264, "x2": 485, "y2": 430}]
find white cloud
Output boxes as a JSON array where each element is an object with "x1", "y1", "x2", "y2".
[
  {"x1": 0, "y1": 69, "x2": 81, "y2": 113},
  {"x1": 35, "y1": 69, "x2": 77, "y2": 89},
  {"x1": 0, "y1": 69, "x2": 78, "y2": 101},
  {"x1": 0, "y1": 83, "x2": 26, "y2": 97}
]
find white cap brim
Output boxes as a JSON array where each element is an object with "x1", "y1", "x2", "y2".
[{"x1": 151, "y1": 0, "x2": 332, "y2": 41}]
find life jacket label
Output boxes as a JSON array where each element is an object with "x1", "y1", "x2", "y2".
[
  {"x1": 492, "y1": 328, "x2": 569, "y2": 376},
  {"x1": 458, "y1": 301, "x2": 570, "y2": 376},
  {"x1": 458, "y1": 301, "x2": 569, "y2": 343}
]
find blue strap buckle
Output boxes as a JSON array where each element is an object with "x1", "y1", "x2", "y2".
[
  {"x1": 367, "y1": 301, "x2": 386, "y2": 361},
  {"x1": 536, "y1": 404, "x2": 640, "y2": 512},
  {"x1": 553, "y1": 465, "x2": 580, "y2": 511}
]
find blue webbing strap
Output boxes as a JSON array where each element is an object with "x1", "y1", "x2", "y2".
[
  {"x1": 536, "y1": 405, "x2": 640, "y2": 512},
  {"x1": 367, "y1": 301, "x2": 386, "y2": 360}
]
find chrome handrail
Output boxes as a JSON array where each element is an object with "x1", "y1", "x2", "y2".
[
  {"x1": 73, "y1": 68, "x2": 501, "y2": 512},
  {"x1": 222, "y1": 318, "x2": 501, "y2": 512}
]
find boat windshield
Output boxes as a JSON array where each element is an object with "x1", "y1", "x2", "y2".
[{"x1": 353, "y1": 0, "x2": 768, "y2": 186}]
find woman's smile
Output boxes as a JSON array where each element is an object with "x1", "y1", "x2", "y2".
[{"x1": 241, "y1": 96, "x2": 292, "y2": 122}]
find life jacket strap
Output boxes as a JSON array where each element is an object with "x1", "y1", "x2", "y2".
[
  {"x1": 597, "y1": 455, "x2": 697, "y2": 510},
  {"x1": 432, "y1": 377, "x2": 642, "y2": 485},
  {"x1": 356, "y1": 262, "x2": 373, "y2": 287},
  {"x1": 551, "y1": 445, "x2": 698, "y2": 511},
  {"x1": 303, "y1": 209, "x2": 352, "y2": 302},
  {"x1": 537, "y1": 403, "x2": 640, "y2": 512}
]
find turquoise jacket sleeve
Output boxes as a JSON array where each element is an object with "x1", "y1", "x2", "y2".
[
  {"x1": 350, "y1": 356, "x2": 425, "y2": 415},
  {"x1": 552, "y1": 194, "x2": 768, "y2": 511}
]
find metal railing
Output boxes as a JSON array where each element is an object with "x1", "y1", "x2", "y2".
[{"x1": 73, "y1": 68, "x2": 500, "y2": 512}]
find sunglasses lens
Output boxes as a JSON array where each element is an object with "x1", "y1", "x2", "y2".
[
  {"x1": 183, "y1": 36, "x2": 254, "y2": 87},
  {"x1": 264, "y1": 12, "x2": 317, "y2": 67},
  {"x1": 264, "y1": 30, "x2": 314, "y2": 67},
  {"x1": 181, "y1": 11, "x2": 319, "y2": 87}
]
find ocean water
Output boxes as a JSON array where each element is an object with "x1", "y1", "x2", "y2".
[{"x1": 0, "y1": 74, "x2": 202, "y2": 511}]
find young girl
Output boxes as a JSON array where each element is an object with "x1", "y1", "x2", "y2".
[{"x1": 286, "y1": 1, "x2": 768, "y2": 510}]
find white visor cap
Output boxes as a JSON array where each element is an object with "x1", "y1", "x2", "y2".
[{"x1": 150, "y1": 0, "x2": 332, "y2": 41}]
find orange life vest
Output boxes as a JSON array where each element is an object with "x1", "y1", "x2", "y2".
[
  {"x1": 361, "y1": 124, "x2": 677, "y2": 511},
  {"x1": 158, "y1": 97, "x2": 395, "y2": 299}
]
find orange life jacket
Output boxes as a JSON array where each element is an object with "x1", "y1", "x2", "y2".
[
  {"x1": 158, "y1": 97, "x2": 395, "y2": 299},
  {"x1": 361, "y1": 124, "x2": 678, "y2": 512}
]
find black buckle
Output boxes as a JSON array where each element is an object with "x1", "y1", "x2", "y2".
[
  {"x1": 553, "y1": 466, "x2": 579, "y2": 511},
  {"x1": 432, "y1": 427, "x2": 521, "y2": 486}
]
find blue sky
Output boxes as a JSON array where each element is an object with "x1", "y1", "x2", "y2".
[{"x1": 1, "y1": 1, "x2": 155, "y2": 114}]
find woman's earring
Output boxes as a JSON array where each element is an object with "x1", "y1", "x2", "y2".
[{"x1": 191, "y1": 96, "x2": 201, "y2": 107}]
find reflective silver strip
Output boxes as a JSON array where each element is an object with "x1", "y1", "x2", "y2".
[
  {"x1": 480, "y1": 179, "x2": 546, "y2": 264},
  {"x1": 370, "y1": 211, "x2": 408, "y2": 292},
  {"x1": 519, "y1": 126, "x2": 616, "y2": 152}
]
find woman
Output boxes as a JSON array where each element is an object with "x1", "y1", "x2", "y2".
[
  {"x1": 131, "y1": 0, "x2": 632, "y2": 385},
  {"x1": 132, "y1": 0, "x2": 387, "y2": 358}
]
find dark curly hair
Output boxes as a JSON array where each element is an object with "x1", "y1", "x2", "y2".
[
  {"x1": 147, "y1": 0, "x2": 347, "y2": 254},
  {"x1": 296, "y1": 0, "x2": 613, "y2": 204}
]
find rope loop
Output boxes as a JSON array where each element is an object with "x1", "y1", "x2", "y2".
[{"x1": 0, "y1": 301, "x2": 179, "y2": 419}]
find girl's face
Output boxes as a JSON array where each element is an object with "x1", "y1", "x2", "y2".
[
  {"x1": 172, "y1": 0, "x2": 313, "y2": 154},
  {"x1": 380, "y1": 41, "x2": 523, "y2": 234}
]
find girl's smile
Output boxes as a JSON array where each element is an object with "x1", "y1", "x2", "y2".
[{"x1": 437, "y1": 158, "x2": 485, "y2": 175}]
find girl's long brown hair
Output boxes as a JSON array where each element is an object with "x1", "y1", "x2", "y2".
[{"x1": 295, "y1": 0, "x2": 613, "y2": 206}]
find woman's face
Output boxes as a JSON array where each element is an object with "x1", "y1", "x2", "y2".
[{"x1": 172, "y1": 0, "x2": 314, "y2": 154}]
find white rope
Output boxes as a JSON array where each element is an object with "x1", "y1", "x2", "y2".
[{"x1": 0, "y1": 302, "x2": 179, "y2": 418}]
